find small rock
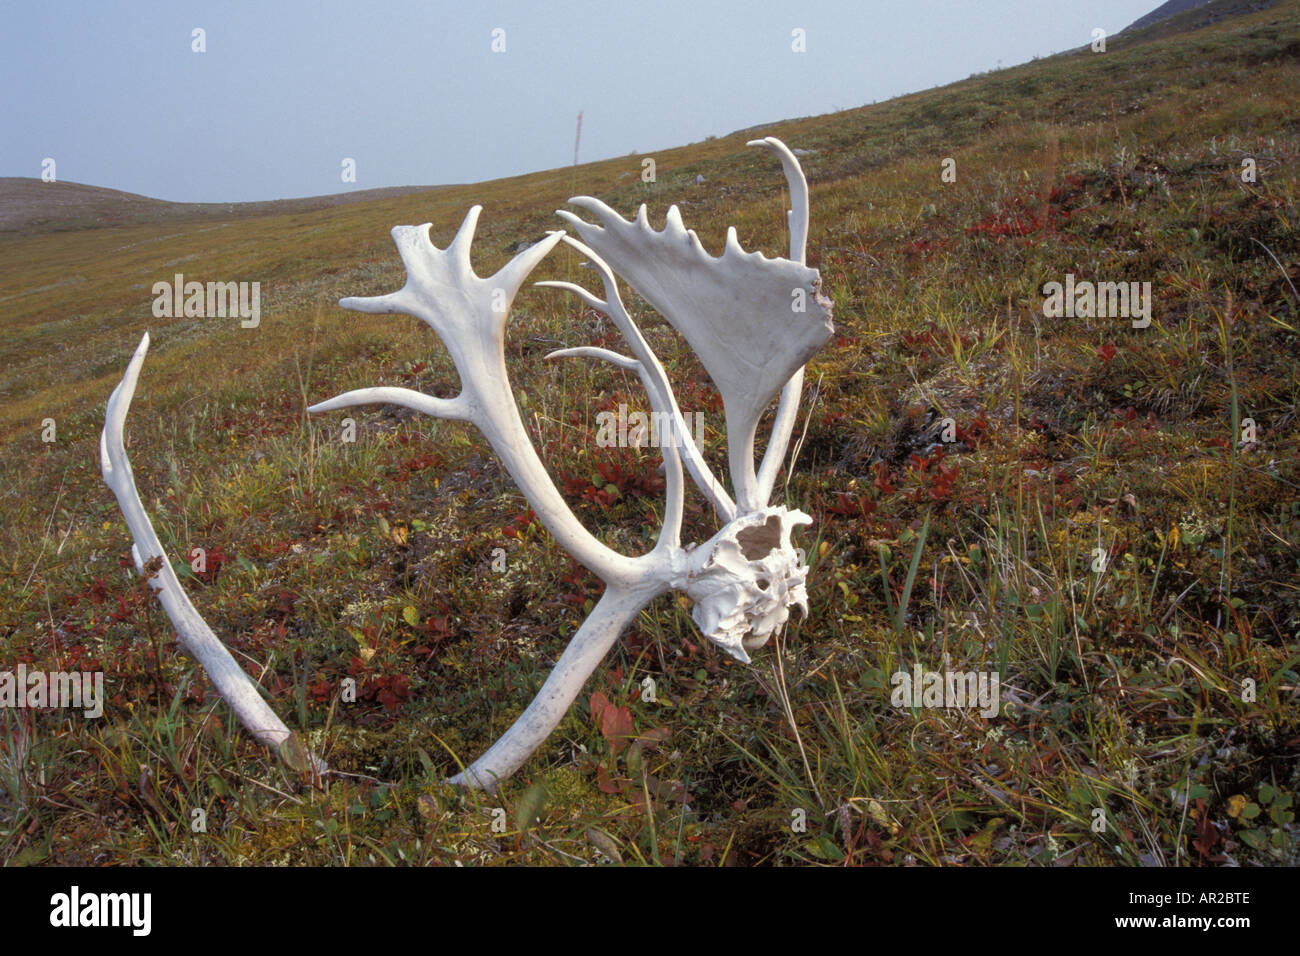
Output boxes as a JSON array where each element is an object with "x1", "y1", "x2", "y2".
[{"x1": 515, "y1": 234, "x2": 549, "y2": 253}]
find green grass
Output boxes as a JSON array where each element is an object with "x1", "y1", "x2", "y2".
[{"x1": 1, "y1": 0, "x2": 1298, "y2": 865}]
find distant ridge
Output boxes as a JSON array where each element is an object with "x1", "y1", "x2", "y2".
[
  {"x1": 1124, "y1": 0, "x2": 1215, "y2": 32},
  {"x1": 1121, "y1": 0, "x2": 1278, "y2": 35},
  {"x1": 3, "y1": 0, "x2": 1282, "y2": 238},
  {"x1": 0, "y1": 179, "x2": 446, "y2": 235}
]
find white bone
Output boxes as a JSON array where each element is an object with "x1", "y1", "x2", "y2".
[
  {"x1": 100, "y1": 333, "x2": 325, "y2": 779},
  {"x1": 748, "y1": 137, "x2": 813, "y2": 505},
  {"x1": 556, "y1": 148, "x2": 832, "y2": 511},
  {"x1": 101, "y1": 139, "x2": 828, "y2": 791}
]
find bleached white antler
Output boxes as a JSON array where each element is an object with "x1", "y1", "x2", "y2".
[
  {"x1": 747, "y1": 136, "x2": 813, "y2": 506},
  {"x1": 312, "y1": 211, "x2": 655, "y2": 589},
  {"x1": 102, "y1": 138, "x2": 831, "y2": 792},
  {"x1": 100, "y1": 334, "x2": 324, "y2": 779},
  {"x1": 305, "y1": 207, "x2": 692, "y2": 787},
  {"x1": 557, "y1": 141, "x2": 832, "y2": 512}
]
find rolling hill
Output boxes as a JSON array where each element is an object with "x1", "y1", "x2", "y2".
[
  {"x1": 0, "y1": 178, "x2": 446, "y2": 235},
  {"x1": 1, "y1": 0, "x2": 1296, "y2": 867}
]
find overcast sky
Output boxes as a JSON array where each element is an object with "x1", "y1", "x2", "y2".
[{"x1": 1, "y1": 0, "x2": 1162, "y2": 202}]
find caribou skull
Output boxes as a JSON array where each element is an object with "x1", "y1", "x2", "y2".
[{"x1": 101, "y1": 137, "x2": 833, "y2": 790}]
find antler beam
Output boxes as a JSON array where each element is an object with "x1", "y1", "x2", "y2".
[{"x1": 101, "y1": 334, "x2": 325, "y2": 779}]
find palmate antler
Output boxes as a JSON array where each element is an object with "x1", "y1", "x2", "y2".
[{"x1": 102, "y1": 138, "x2": 833, "y2": 791}]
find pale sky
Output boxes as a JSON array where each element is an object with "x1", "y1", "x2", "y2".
[{"x1": 0, "y1": 0, "x2": 1162, "y2": 202}]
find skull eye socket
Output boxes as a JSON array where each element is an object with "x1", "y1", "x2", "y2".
[{"x1": 736, "y1": 515, "x2": 782, "y2": 560}]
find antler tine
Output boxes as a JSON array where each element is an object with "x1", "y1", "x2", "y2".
[
  {"x1": 448, "y1": 204, "x2": 483, "y2": 271},
  {"x1": 544, "y1": 345, "x2": 641, "y2": 371},
  {"x1": 101, "y1": 333, "x2": 325, "y2": 780},
  {"x1": 746, "y1": 136, "x2": 809, "y2": 265},
  {"x1": 747, "y1": 137, "x2": 815, "y2": 506},
  {"x1": 539, "y1": 234, "x2": 737, "y2": 520},
  {"x1": 493, "y1": 229, "x2": 567, "y2": 298},
  {"x1": 307, "y1": 386, "x2": 469, "y2": 419}
]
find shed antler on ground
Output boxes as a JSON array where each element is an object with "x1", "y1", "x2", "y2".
[{"x1": 101, "y1": 138, "x2": 833, "y2": 790}]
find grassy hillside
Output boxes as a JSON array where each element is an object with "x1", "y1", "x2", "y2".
[
  {"x1": 1123, "y1": 0, "x2": 1280, "y2": 36},
  {"x1": 1, "y1": 0, "x2": 1297, "y2": 866},
  {"x1": 0, "y1": 178, "x2": 449, "y2": 235},
  {"x1": 1125, "y1": 0, "x2": 1216, "y2": 33}
]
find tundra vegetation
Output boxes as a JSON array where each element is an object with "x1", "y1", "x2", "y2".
[{"x1": 1, "y1": 0, "x2": 1297, "y2": 864}]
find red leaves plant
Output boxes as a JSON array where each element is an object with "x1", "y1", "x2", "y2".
[{"x1": 589, "y1": 690, "x2": 634, "y2": 756}]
